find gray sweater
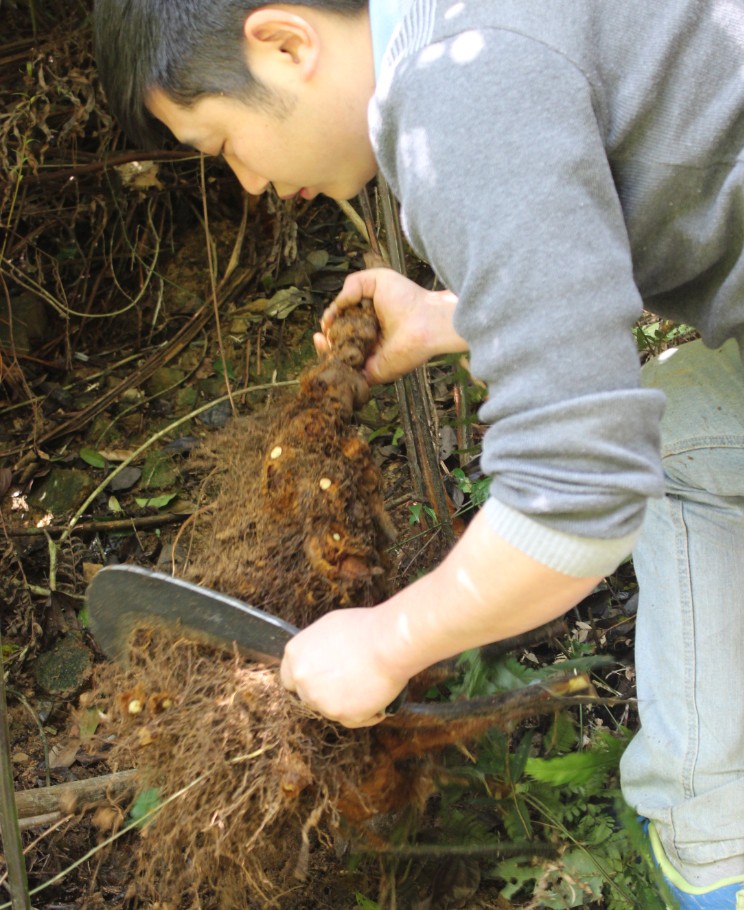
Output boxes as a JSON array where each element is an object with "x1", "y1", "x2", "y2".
[{"x1": 369, "y1": 0, "x2": 744, "y2": 576}]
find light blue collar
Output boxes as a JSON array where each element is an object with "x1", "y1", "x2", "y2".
[{"x1": 369, "y1": 0, "x2": 411, "y2": 78}]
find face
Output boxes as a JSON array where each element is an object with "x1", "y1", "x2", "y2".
[{"x1": 147, "y1": 86, "x2": 378, "y2": 202}]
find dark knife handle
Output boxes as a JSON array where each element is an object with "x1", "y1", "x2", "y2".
[{"x1": 383, "y1": 686, "x2": 408, "y2": 716}]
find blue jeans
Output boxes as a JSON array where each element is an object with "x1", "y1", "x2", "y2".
[{"x1": 621, "y1": 338, "x2": 744, "y2": 880}]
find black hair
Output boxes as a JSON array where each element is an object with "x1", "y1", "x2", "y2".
[{"x1": 94, "y1": 0, "x2": 367, "y2": 147}]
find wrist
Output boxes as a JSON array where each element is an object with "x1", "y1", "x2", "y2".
[
  {"x1": 370, "y1": 569, "x2": 451, "y2": 681},
  {"x1": 415, "y1": 290, "x2": 468, "y2": 360}
]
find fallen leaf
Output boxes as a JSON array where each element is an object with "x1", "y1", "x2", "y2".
[
  {"x1": 78, "y1": 707, "x2": 101, "y2": 744},
  {"x1": 82, "y1": 562, "x2": 103, "y2": 585},
  {"x1": 98, "y1": 448, "x2": 138, "y2": 462},
  {"x1": 49, "y1": 737, "x2": 81, "y2": 769},
  {"x1": 114, "y1": 160, "x2": 164, "y2": 191},
  {"x1": 79, "y1": 447, "x2": 107, "y2": 469},
  {"x1": 135, "y1": 492, "x2": 178, "y2": 509},
  {"x1": 264, "y1": 286, "x2": 312, "y2": 320}
]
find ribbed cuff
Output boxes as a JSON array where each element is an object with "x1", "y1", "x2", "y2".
[{"x1": 483, "y1": 497, "x2": 639, "y2": 577}]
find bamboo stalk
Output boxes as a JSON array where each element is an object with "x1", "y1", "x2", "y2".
[
  {"x1": 365, "y1": 180, "x2": 455, "y2": 546},
  {"x1": 0, "y1": 637, "x2": 31, "y2": 910}
]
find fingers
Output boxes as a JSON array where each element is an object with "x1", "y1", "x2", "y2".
[
  {"x1": 315, "y1": 293, "x2": 380, "y2": 380},
  {"x1": 315, "y1": 301, "x2": 347, "y2": 355},
  {"x1": 347, "y1": 713, "x2": 388, "y2": 729},
  {"x1": 319, "y1": 302, "x2": 338, "y2": 333},
  {"x1": 317, "y1": 267, "x2": 423, "y2": 383},
  {"x1": 313, "y1": 331, "x2": 329, "y2": 356},
  {"x1": 279, "y1": 662, "x2": 387, "y2": 728},
  {"x1": 279, "y1": 629, "x2": 398, "y2": 729},
  {"x1": 334, "y1": 269, "x2": 384, "y2": 312},
  {"x1": 361, "y1": 350, "x2": 390, "y2": 386}
]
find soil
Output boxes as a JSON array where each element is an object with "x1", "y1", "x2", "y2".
[{"x1": 0, "y1": 4, "x2": 644, "y2": 909}]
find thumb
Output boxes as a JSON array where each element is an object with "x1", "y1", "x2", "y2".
[
  {"x1": 364, "y1": 349, "x2": 402, "y2": 385},
  {"x1": 362, "y1": 352, "x2": 383, "y2": 385},
  {"x1": 313, "y1": 331, "x2": 330, "y2": 356},
  {"x1": 279, "y1": 655, "x2": 296, "y2": 693}
]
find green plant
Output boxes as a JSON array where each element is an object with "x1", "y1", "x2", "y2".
[
  {"x1": 411, "y1": 648, "x2": 665, "y2": 909},
  {"x1": 450, "y1": 466, "x2": 491, "y2": 510},
  {"x1": 634, "y1": 319, "x2": 696, "y2": 356},
  {"x1": 129, "y1": 787, "x2": 162, "y2": 829},
  {"x1": 408, "y1": 501, "x2": 437, "y2": 525},
  {"x1": 212, "y1": 357, "x2": 237, "y2": 380}
]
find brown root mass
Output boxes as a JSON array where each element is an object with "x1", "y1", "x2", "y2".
[
  {"x1": 89, "y1": 300, "x2": 415, "y2": 906},
  {"x1": 183, "y1": 298, "x2": 395, "y2": 627},
  {"x1": 93, "y1": 628, "x2": 377, "y2": 908}
]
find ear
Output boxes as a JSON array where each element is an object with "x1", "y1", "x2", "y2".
[{"x1": 243, "y1": 8, "x2": 320, "y2": 82}]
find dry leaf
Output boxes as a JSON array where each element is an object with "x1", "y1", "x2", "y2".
[{"x1": 49, "y1": 737, "x2": 81, "y2": 769}]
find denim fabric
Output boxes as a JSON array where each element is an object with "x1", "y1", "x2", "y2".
[{"x1": 621, "y1": 338, "x2": 744, "y2": 881}]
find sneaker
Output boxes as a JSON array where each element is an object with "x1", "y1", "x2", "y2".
[{"x1": 646, "y1": 820, "x2": 744, "y2": 909}]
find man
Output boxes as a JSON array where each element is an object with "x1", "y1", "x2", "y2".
[{"x1": 94, "y1": 2, "x2": 744, "y2": 906}]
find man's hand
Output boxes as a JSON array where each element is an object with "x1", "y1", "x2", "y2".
[
  {"x1": 279, "y1": 607, "x2": 409, "y2": 728},
  {"x1": 314, "y1": 268, "x2": 468, "y2": 385}
]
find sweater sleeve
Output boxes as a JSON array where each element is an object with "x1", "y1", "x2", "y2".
[{"x1": 370, "y1": 28, "x2": 666, "y2": 576}]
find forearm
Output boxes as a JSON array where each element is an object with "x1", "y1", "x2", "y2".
[{"x1": 374, "y1": 509, "x2": 602, "y2": 680}]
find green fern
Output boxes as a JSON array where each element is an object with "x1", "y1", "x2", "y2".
[
  {"x1": 525, "y1": 729, "x2": 627, "y2": 789},
  {"x1": 420, "y1": 643, "x2": 666, "y2": 909}
]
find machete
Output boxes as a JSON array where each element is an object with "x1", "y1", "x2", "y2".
[{"x1": 86, "y1": 564, "x2": 298, "y2": 664}]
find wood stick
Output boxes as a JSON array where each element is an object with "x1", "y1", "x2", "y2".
[
  {"x1": 6, "y1": 512, "x2": 187, "y2": 538},
  {"x1": 18, "y1": 812, "x2": 65, "y2": 832},
  {"x1": 0, "y1": 633, "x2": 31, "y2": 908},
  {"x1": 13, "y1": 769, "x2": 137, "y2": 820}
]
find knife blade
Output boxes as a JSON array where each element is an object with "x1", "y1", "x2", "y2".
[{"x1": 86, "y1": 564, "x2": 298, "y2": 664}]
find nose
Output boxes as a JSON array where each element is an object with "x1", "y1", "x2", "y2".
[{"x1": 225, "y1": 156, "x2": 269, "y2": 196}]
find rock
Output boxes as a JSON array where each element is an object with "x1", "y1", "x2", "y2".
[
  {"x1": 145, "y1": 367, "x2": 187, "y2": 399},
  {"x1": 141, "y1": 450, "x2": 179, "y2": 490},
  {"x1": 197, "y1": 399, "x2": 232, "y2": 428},
  {"x1": 163, "y1": 436, "x2": 200, "y2": 455},
  {"x1": 28, "y1": 467, "x2": 97, "y2": 518},
  {"x1": 107, "y1": 465, "x2": 142, "y2": 492},
  {"x1": 174, "y1": 386, "x2": 198, "y2": 415},
  {"x1": 1, "y1": 294, "x2": 50, "y2": 353},
  {"x1": 156, "y1": 541, "x2": 188, "y2": 573},
  {"x1": 34, "y1": 634, "x2": 93, "y2": 696}
]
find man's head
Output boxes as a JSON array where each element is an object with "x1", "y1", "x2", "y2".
[{"x1": 94, "y1": 0, "x2": 378, "y2": 200}]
